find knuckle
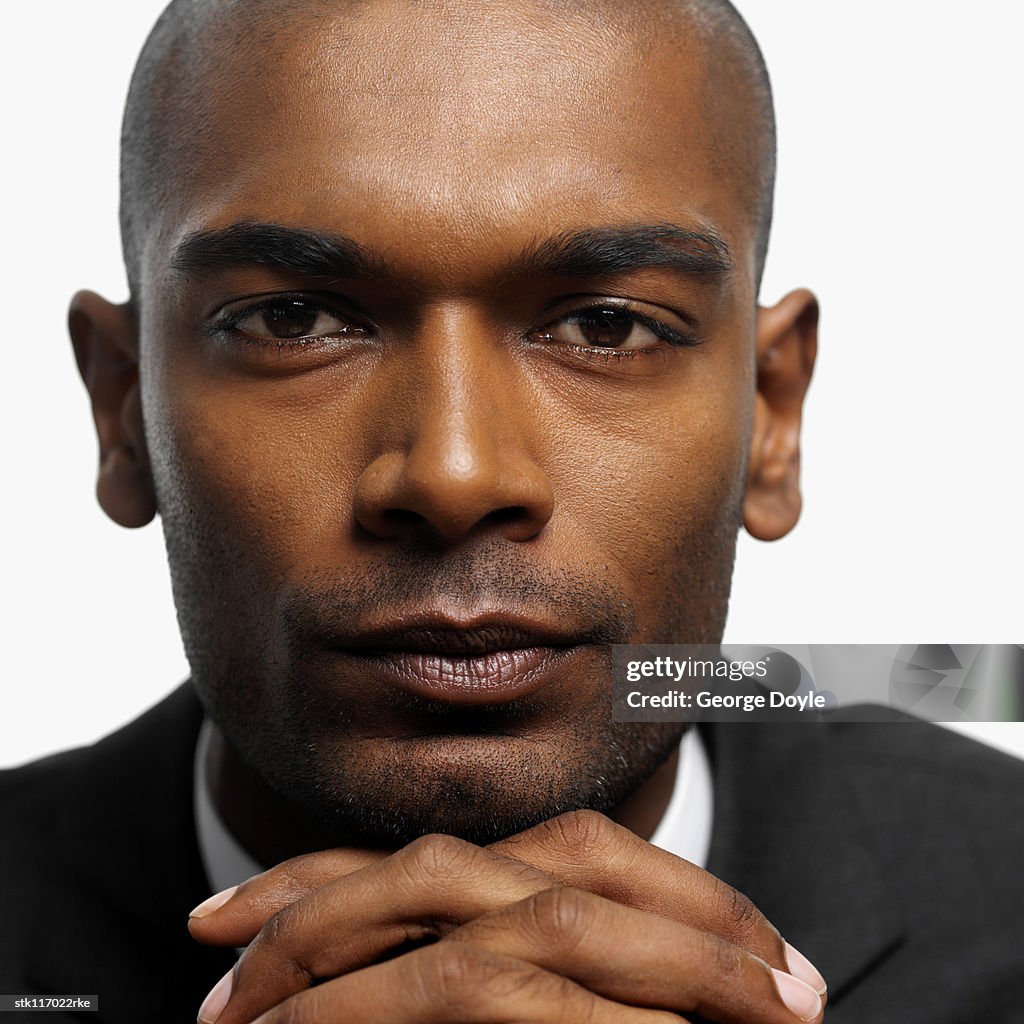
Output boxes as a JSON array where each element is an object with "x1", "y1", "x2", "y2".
[
  {"x1": 728, "y1": 888, "x2": 759, "y2": 936},
  {"x1": 250, "y1": 905, "x2": 288, "y2": 958},
  {"x1": 253, "y1": 904, "x2": 289, "y2": 953},
  {"x1": 545, "y1": 809, "x2": 618, "y2": 859},
  {"x1": 404, "y1": 833, "x2": 476, "y2": 883},
  {"x1": 527, "y1": 886, "x2": 592, "y2": 946},
  {"x1": 715, "y1": 876, "x2": 761, "y2": 941},
  {"x1": 422, "y1": 943, "x2": 494, "y2": 1003},
  {"x1": 420, "y1": 944, "x2": 551, "y2": 1012},
  {"x1": 244, "y1": 904, "x2": 314, "y2": 987}
]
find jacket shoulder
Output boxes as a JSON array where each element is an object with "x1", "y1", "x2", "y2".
[{"x1": 0, "y1": 683, "x2": 212, "y2": 997}]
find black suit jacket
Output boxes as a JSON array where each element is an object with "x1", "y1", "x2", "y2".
[{"x1": 2, "y1": 682, "x2": 1023, "y2": 1022}]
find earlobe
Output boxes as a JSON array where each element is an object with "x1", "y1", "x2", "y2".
[
  {"x1": 68, "y1": 290, "x2": 157, "y2": 528},
  {"x1": 743, "y1": 288, "x2": 818, "y2": 541}
]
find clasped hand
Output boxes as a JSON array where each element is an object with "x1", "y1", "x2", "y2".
[{"x1": 188, "y1": 810, "x2": 826, "y2": 1024}]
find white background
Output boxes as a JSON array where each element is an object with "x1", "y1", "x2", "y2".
[{"x1": 1, "y1": 1, "x2": 1021, "y2": 767}]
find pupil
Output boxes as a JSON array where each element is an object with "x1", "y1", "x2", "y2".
[
  {"x1": 264, "y1": 302, "x2": 318, "y2": 339},
  {"x1": 578, "y1": 310, "x2": 632, "y2": 347}
]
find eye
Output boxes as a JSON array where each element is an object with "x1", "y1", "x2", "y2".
[
  {"x1": 214, "y1": 296, "x2": 368, "y2": 344},
  {"x1": 235, "y1": 299, "x2": 356, "y2": 341},
  {"x1": 532, "y1": 305, "x2": 696, "y2": 352}
]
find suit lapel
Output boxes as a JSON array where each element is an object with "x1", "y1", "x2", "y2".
[{"x1": 702, "y1": 721, "x2": 904, "y2": 1002}]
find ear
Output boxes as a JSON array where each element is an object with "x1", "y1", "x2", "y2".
[
  {"x1": 743, "y1": 288, "x2": 819, "y2": 541},
  {"x1": 68, "y1": 290, "x2": 157, "y2": 528}
]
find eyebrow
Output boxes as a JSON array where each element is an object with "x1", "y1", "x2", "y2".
[
  {"x1": 171, "y1": 222, "x2": 382, "y2": 279},
  {"x1": 170, "y1": 220, "x2": 733, "y2": 282},
  {"x1": 514, "y1": 223, "x2": 733, "y2": 280}
]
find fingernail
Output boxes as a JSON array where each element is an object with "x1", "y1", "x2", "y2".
[
  {"x1": 785, "y1": 941, "x2": 827, "y2": 996},
  {"x1": 190, "y1": 885, "x2": 239, "y2": 919},
  {"x1": 198, "y1": 967, "x2": 234, "y2": 1024},
  {"x1": 772, "y1": 968, "x2": 822, "y2": 1021}
]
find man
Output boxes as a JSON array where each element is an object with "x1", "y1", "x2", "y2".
[{"x1": 2, "y1": 1, "x2": 1022, "y2": 1022}]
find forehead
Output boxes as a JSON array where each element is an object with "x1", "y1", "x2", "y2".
[{"x1": 146, "y1": 0, "x2": 756, "y2": 292}]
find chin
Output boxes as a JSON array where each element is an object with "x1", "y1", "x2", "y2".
[{"x1": 262, "y1": 727, "x2": 681, "y2": 847}]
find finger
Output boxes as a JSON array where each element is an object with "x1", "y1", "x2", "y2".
[
  {"x1": 490, "y1": 809, "x2": 793, "y2": 973},
  {"x1": 247, "y1": 943, "x2": 687, "y2": 1024},
  {"x1": 188, "y1": 847, "x2": 387, "y2": 946},
  {"x1": 209, "y1": 834, "x2": 557, "y2": 1024},
  {"x1": 444, "y1": 886, "x2": 824, "y2": 1024}
]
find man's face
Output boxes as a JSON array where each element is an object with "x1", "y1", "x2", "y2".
[{"x1": 133, "y1": 2, "x2": 766, "y2": 843}]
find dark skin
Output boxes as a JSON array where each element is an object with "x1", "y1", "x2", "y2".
[{"x1": 70, "y1": 1, "x2": 819, "y2": 1021}]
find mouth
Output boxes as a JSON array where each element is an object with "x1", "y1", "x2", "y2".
[{"x1": 325, "y1": 614, "x2": 588, "y2": 705}]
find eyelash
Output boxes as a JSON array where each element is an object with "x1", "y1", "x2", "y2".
[
  {"x1": 208, "y1": 294, "x2": 700, "y2": 356},
  {"x1": 538, "y1": 304, "x2": 700, "y2": 357}
]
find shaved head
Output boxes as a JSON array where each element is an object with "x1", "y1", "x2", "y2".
[{"x1": 119, "y1": 0, "x2": 775, "y2": 302}]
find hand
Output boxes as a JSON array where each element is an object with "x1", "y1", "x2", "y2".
[{"x1": 189, "y1": 810, "x2": 826, "y2": 1024}]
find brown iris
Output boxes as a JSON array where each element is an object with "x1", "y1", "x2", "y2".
[
  {"x1": 572, "y1": 309, "x2": 637, "y2": 348},
  {"x1": 259, "y1": 301, "x2": 323, "y2": 339}
]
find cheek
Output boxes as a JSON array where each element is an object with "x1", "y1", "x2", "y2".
[
  {"x1": 539, "y1": 347, "x2": 753, "y2": 589},
  {"x1": 143, "y1": 367, "x2": 364, "y2": 578}
]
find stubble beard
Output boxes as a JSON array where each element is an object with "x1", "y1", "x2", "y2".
[{"x1": 162, "y1": 491, "x2": 739, "y2": 846}]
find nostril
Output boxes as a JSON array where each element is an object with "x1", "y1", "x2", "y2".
[
  {"x1": 353, "y1": 507, "x2": 433, "y2": 543},
  {"x1": 363, "y1": 504, "x2": 542, "y2": 547},
  {"x1": 378, "y1": 509, "x2": 427, "y2": 535},
  {"x1": 481, "y1": 506, "x2": 529, "y2": 529}
]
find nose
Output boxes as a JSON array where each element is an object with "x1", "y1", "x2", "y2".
[{"x1": 352, "y1": 310, "x2": 555, "y2": 547}]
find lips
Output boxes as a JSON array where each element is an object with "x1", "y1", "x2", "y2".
[{"x1": 326, "y1": 615, "x2": 585, "y2": 705}]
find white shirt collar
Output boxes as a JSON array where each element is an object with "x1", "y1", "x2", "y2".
[
  {"x1": 194, "y1": 719, "x2": 713, "y2": 896},
  {"x1": 648, "y1": 726, "x2": 714, "y2": 868},
  {"x1": 194, "y1": 717, "x2": 264, "y2": 895}
]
